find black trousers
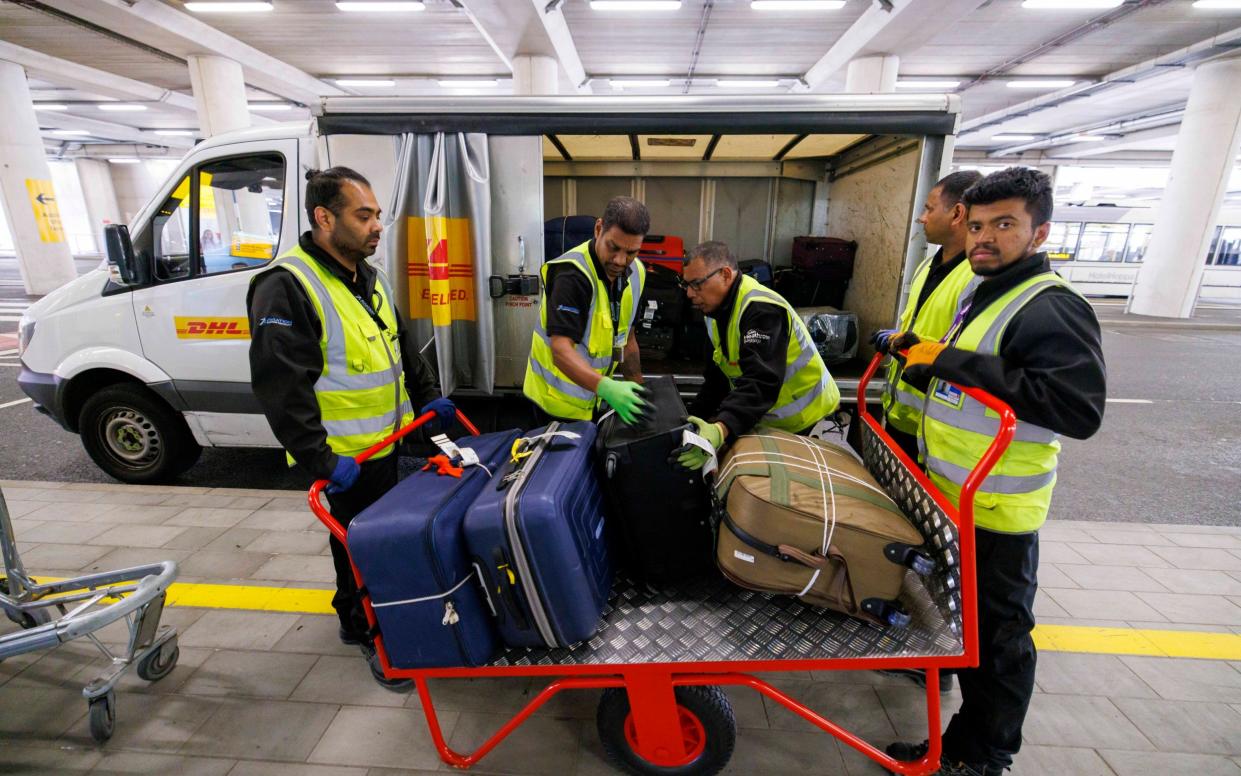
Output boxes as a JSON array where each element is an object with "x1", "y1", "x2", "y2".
[
  {"x1": 323, "y1": 453, "x2": 399, "y2": 641},
  {"x1": 940, "y1": 527, "x2": 1039, "y2": 771}
]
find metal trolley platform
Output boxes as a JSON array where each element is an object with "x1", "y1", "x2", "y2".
[{"x1": 309, "y1": 352, "x2": 1015, "y2": 775}]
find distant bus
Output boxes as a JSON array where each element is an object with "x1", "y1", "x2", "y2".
[{"x1": 1046, "y1": 204, "x2": 1241, "y2": 302}]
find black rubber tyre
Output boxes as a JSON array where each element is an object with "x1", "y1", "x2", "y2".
[
  {"x1": 136, "y1": 637, "x2": 179, "y2": 682},
  {"x1": 78, "y1": 384, "x2": 202, "y2": 484},
  {"x1": 88, "y1": 691, "x2": 116, "y2": 743},
  {"x1": 0, "y1": 577, "x2": 51, "y2": 628},
  {"x1": 597, "y1": 685, "x2": 736, "y2": 776}
]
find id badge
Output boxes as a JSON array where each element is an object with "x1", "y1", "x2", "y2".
[{"x1": 932, "y1": 380, "x2": 964, "y2": 409}]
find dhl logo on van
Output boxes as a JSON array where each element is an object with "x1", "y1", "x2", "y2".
[
  {"x1": 407, "y1": 215, "x2": 476, "y2": 326},
  {"x1": 174, "y1": 317, "x2": 251, "y2": 339}
]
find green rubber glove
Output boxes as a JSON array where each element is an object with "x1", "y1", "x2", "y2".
[
  {"x1": 597, "y1": 377, "x2": 649, "y2": 425},
  {"x1": 676, "y1": 415, "x2": 725, "y2": 471}
]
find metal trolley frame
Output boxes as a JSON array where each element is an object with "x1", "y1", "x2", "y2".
[
  {"x1": 308, "y1": 353, "x2": 1017, "y2": 775},
  {"x1": 0, "y1": 486, "x2": 180, "y2": 743}
]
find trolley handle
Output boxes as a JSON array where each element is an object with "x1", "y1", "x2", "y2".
[
  {"x1": 856, "y1": 351, "x2": 1017, "y2": 510},
  {"x1": 308, "y1": 409, "x2": 482, "y2": 542}
]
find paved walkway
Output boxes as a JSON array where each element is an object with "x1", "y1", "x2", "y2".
[{"x1": 2, "y1": 479, "x2": 1240, "y2": 776}]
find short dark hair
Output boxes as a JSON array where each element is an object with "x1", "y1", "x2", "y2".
[
  {"x1": 935, "y1": 170, "x2": 984, "y2": 209},
  {"x1": 688, "y1": 240, "x2": 738, "y2": 270},
  {"x1": 600, "y1": 196, "x2": 651, "y2": 237},
  {"x1": 962, "y1": 166, "x2": 1054, "y2": 226},
  {"x1": 305, "y1": 166, "x2": 372, "y2": 228}
]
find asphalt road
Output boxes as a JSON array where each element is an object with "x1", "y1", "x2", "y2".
[{"x1": 2, "y1": 257, "x2": 1239, "y2": 525}]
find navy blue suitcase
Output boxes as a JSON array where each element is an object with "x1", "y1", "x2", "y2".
[
  {"x1": 347, "y1": 429, "x2": 521, "y2": 668},
  {"x1": 464, "y1": 421, "x2": 613, "y2": 649}
]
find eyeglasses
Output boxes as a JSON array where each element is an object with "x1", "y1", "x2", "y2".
[{"x1": 677, "y1": 267, "x2": 724, "y2": 292}]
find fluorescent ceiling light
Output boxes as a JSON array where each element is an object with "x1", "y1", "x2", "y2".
[
  {"x1": 98, "y1": 103, "x2": 147, "y2": 111},
  {"x1": 610, "y1": 79, "x2": 672, "y2": 88},
  {"x1": 248, "y1": 103, "x2": 293, "y2": 111},
  {"x1": 34, "y1": 103, "x2": 67, "y2": 111},
  {"x1": 184, "y1": 2, "x2": 273, "y2": 12},
  {"x1": 895, "y1": 80, "x2": 961, "y2": 89},
  {"x1": 334, "y1": 78, "x2": 396, "y2": 87},
  {"x1": 1006, "y1": 79, "x2": 1076, "y2": 89},
  {"x1": 108, "y1": 158, "x2": 141, "y2": 164},
  {"x1": 1192, "y1": 0, "x2": 1241, "y2": 8},
  {"x1": 154, "y1": 130, "x2": 195, "y2": 136},
  {"x1": 1022, "y1": 0, "x2": 1121, "y2": 7},
  {"x1": 991, "y1": 134, "x2": 1038, "y2": 141},
  {"x1": 591, "y1": 1, "x2": 682, "y2": 10},
  {"x1": 437, "y1": 79, "x2": 500, "y2": 88},
  {"x1": 53, "y1": 129, "x2": 90, "y2": 136},
  {"x1": 336, "y1": 1, "x2": 426, "y2": 10},
  {"x1": 1064, "y1": 134, "x2": 1107, "y2": 143},
  {"x1": 751, "y1": 0, "x2": 846, "y2": 9},
  {"x1": 717, "y1": 79, "x2": 782, "y2": 88}
]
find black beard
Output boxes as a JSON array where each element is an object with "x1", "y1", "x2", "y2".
[{"x1": 330, "y1": 231, "x2": 371, "y2": 263}]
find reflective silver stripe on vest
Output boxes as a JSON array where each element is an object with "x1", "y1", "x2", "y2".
[
  {"x1": 322, "y1": 401, "x2": 414, "y2": 438},
  {"x1": 925, "y1": 393, "x2": 1059, "y2": 445},
  {"x1": 976, "y1": 277, "x2": 1064, "y2": 354},
  {"x1": 533, "y1": 251, "x2": 613, "y2": 371},
  {"x1": 925, "y1": 453, "x2": 1056, "y2": 495},
  {"x1": 892, "y1": 386, "x2": 925, "y2": 409},
  {"x1": 622, "y1": 261, "x2": 643, "y2": 336},
  {"x1": 765, "y1": 370, "x2": 833, "y2": 421},
  {"x1": 527, "y1": 357, "x2": 595, "y2": 400}
]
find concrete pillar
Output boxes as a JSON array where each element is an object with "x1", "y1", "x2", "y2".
[
  {"x1": 187, "y1": 54, "x2": 251, "y2": 136},
  {"x1": 845, "y1": 55, "x2": 899, "y2": 94},
  {"x1": 0, "y1": 60, "x2": 78, "y2": 294},
  {"x1": 74, "y1": 158, "x2": 123, "y2": 251},
  {"x1": 1131, "y1": 59, "x2": 1241, "y2": 318},
  {"x1": 512, "y1": 55, "x2": 559, "y2": 96}
]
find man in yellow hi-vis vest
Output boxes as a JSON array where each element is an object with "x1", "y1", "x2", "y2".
[
  {"x1": 874, "y1": 170, "x2": 982, "y2": 463},
  {"x1": 524, "y1": 196, "x2": 650, "y2": 425},
  {"x1": 674, "y1": 241, "x2": 840, "y2": 470},
  {"x1": 881, "y1": 168, "x2": 1106, "y2": 776},
  {"x1": 248, "y1": 167, "x2": 452, "y2": 692}
]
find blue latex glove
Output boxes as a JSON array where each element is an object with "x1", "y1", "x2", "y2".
[
  {"x1": 420, "y1": 397, "x2": 456, "y2": 430},
  {"x1": 326, "y1": 455, "x2": 360, "y2": 494},
  {"x1": 870, "y1": 328, "x2": 901, "y2": 354}
]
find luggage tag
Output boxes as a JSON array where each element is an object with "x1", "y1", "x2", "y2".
[
  {"x1": 499, "y1": 429, "x2": 583, "y2": 490},
  {"x1": 680, "y1": 427, "x2": 719, "y2": 479}
]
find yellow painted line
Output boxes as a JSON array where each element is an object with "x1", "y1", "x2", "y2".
[{"x1": 38, "y1": 577, "x2": 1241, "y2": 661}]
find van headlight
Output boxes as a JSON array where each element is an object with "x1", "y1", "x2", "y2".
[{"x1": 17, "y1": 317, "x2": 35, "y2": 357}]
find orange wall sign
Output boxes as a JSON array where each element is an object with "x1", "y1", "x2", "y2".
[{"x1": 407, "y1": 216, "x2": 476, "y2": 326}]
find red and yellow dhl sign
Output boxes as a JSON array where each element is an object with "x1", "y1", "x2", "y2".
[
  {"x1": 407, "y1": 215, "x2": 476, "y2": 326},
  {"x1": 174, "y1": 317, "x2": 250, "y2": 339}
]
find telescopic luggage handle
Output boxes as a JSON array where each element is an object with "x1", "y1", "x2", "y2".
[{"x1": 308, "y1": 409, "x2": 481, "y2": 541}]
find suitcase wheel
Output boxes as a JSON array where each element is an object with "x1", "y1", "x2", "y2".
[
  {"x1": 597, "y1": 685, "x2": 735, "y2": 775},
  {"x1": 884, "y1": 543, "x2": 935, "y2": 576},
  {"x1": 885, "y1": 608, "x2": 912, "y2": 629},
  {"x1": 862, "y1": 598, "x2": 912, "y2": 630}
]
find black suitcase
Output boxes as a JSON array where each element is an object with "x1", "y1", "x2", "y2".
[
  {"x1": 543, "y1": 215, "x2": 597, "y2": 261},
  {"x1": 596, "y1": 375, "x2": 715, "y2": 583}
]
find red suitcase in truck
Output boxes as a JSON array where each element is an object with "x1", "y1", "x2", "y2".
[
  {"x1": 791, "y1": 236, "x2": 857, "y2": 283},
  {"x1": 639, "y1": 234, "x2": 685, "y2": 274}
]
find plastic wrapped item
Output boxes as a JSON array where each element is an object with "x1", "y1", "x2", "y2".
[{"x1": 798, "y1": 306, "x2": 859, "y2": 365}]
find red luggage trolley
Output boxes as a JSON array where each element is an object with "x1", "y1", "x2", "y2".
[{"x1": 308, "y1": 353, "x2": 1016, "y2": 776}]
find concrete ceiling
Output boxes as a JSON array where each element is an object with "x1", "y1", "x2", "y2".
[{"x1": 0, "y1": 0, "x2": 1239, "y2": 161}]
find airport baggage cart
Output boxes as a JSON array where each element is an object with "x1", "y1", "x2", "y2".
[{"x1": 307, "y1": 354, "x2": 1016, "y2": 776}]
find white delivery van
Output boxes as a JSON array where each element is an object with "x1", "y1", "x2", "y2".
[{"x1": 16, "y1": 95, "x2": 960, "y2": 483}]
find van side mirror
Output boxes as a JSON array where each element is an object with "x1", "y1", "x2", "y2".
[{"x1": 104, "y1": 224, "x2": 149, "y2": 286}]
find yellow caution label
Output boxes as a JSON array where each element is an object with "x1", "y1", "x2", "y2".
[
  {"x1": 25, "y1": 179, "x2": 66, "y2": 243},
  {"x1": 174, "y1": 316, "x2": 251, "y2": 339}
]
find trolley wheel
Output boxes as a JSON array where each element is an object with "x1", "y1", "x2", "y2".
[
  {"x1": 88, "y1": 691, "x2": 116, "y2": 743},
  {"x1": 597, "y1": 685, "x2": 736, "y2": 776},
  {"x1": 0, "y1": 577, "x2": 51, "y2": 629},
  {"x1": 136, "y1": 637, "x2": 179, "y2": 682}
]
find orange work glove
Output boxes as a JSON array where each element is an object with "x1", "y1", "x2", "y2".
[{"x1": 904, "y1": 341, "x2": 947, "y2": 369}]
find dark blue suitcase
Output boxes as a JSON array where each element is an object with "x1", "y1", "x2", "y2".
[
  {"x1": 347, "y1": 429, "x2": 521, "y2": 668},
  {"x1": 464, "y1": 421, "x2": 613, "y2": 649}
]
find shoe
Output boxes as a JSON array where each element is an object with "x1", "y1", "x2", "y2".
[
  {"x1": 878, "y1": 668, "x2": 955, "y2": 693},
  {"x1": 359, "y1": 642, "x2": 413, "y2": 693},
  {"x1": 884, "y1": 741, "x2": 999, "y2": 776},
  {"x1": 886, "y1": 739, "x2": 929, "y2": 763},
  {"x1": 338, "y1": 627, "x2": 365, "y2": 646}
]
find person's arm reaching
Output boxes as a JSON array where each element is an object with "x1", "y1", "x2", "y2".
[{"x1": 619, "y1": 328, "x2": 643, "y2": 383}]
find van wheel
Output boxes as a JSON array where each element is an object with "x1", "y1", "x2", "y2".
[{"x1": 79, "y1": 385, "x2": 202, "y2": 484}]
